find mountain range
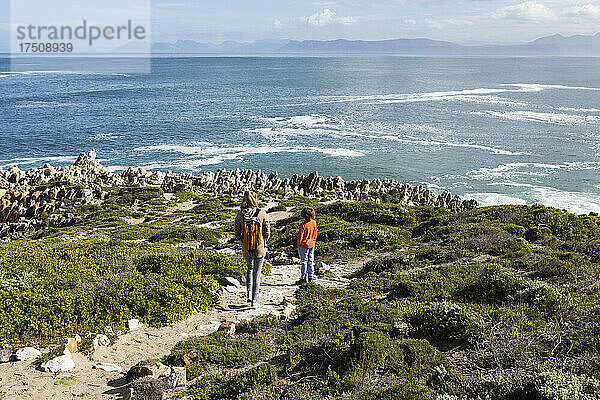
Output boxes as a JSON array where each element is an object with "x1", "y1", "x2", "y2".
[{"x1": 116, "y1": 33, "x2": 600, "y2": 56}]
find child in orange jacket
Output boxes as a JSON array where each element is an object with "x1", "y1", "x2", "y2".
[{"x1": 296, "y1": 207, "x2": 317, "y2": 285}]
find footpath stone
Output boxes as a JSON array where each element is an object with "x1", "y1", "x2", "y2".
[
  {"x1": 220, "y1": 277, "x2": 240, "y2": 288},
  {"x1": 127, "y1": 319, "x2": 141, "y2": 331},
  {"x1": 40, "y1": 354, "x2": 75, "y2": 373},
  {"x1": 92, "y1": 362, "x2": 123, "y2": 373}
]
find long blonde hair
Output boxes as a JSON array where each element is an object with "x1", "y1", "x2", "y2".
[{"x1": 241, "y1": 190, "x2": 258, "y2": 210}]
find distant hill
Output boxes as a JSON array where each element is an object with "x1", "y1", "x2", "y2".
[{"x1": 115, "y1": 33, "x2": 600, "y2": 56}]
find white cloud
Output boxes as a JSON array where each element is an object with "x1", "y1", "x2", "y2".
[
  {"x1": 302, "y1": 9, "x2": 357, "y2": 27},
  {"x1": 492, "y1": 1, "x2": 558, "y2": 22},
  {"x1": 562, "y1": 4, "x2": 600, "y2": 20},
  {"x1": 273, "y1": 19, "x2": 283, "y2": 29},
  {"x1": 403, "y1": 17, "x2": 474, "y2": 29}
]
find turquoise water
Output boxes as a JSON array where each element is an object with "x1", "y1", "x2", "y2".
[{"x1": 1, "y1": 56, "x2": 600, "y2": 213}]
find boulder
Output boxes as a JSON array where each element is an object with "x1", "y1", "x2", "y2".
[
  {"x1": 127, "y1": 319, "x2": 140, "y2": 331},
  {"x1": 40, "y1": 354, "x2": 75, "y2": 373},
  {"x1": 15, "y1": 347, "x2": 42, "y2": 361}
]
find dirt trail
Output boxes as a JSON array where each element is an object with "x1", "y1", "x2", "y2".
[{"x1": 0, "y1": 260, "x2": 357, "y2": 400}]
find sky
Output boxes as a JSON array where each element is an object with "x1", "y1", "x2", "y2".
[{"x1": 1, "y1": 0, "x2": 600, "y2": 50}]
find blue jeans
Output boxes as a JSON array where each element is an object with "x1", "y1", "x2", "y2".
[
  {"x1": 246, "y1": 257, "x2": 264, "y2": 301},
  {"x1": 298, "y1": 247, "x2": 315, "y2": 281}
]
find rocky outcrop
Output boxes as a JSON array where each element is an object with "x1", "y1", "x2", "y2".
[{"x1": 0, "y1": 150, "x2": 477, "y2": 238}]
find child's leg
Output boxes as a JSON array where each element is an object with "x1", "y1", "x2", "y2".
[
  {"x1": 307, "y1": 247, "x2": 315, "y2": 281},
  {"x1": 298, "y1": 247, "x2": 308, "y2": 280}
]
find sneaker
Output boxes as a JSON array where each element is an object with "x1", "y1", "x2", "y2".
[
  {"x1": 294, "y1": 279, "x2": 306, "y2": 286},
  {"x1": 308, "y1": 277, "x2": 316, "y2": 283}
]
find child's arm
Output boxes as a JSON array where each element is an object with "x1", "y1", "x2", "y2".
[{"x1": 297, "y1": 223, "x2": 305, "y2": 247}]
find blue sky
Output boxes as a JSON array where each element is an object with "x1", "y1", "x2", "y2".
[
  {"x1": 151, "y1": 0, "x2": 600, "y2": 43},
  {"x1": 2, "y1": 0, "x2": 600, "y2": 49}
]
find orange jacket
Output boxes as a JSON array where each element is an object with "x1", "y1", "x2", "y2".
[{"x1": 297, "y1": 219, "x2": 317, "y2": 249}]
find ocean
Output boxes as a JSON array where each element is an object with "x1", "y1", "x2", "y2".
[{"x1": 1, "y1": 56, "x2": 599, "y2": 214}]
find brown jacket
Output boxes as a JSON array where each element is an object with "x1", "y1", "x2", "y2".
[{"x1": 234, "y1": 208, "x2": 270, "y2": 259}]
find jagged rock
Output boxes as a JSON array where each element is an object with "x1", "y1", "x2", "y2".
[
  {"x1": 92, "y1": 362, "x2": 123, "y2": 373},
  {"x1": 15, "y1": 347, "x2": 41, "y2": 361},
  {"x1": 0, "y1": 150, "x2": 479, "y2": 240},
  {"x1": 0, "y1": 344, "x2": 13, "y2": 362},
  {"x1": 40, "y1": 354, "x2": 75, "y2": 373}
]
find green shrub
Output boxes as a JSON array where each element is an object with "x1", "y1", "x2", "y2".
[
  {"x1": 407, "y1": 301, "x2": 483, "y2": 341},
  {"x1": 149, "y1": 227, "x2": 223, "y2": 246},
  {"x1": 362, "y1": 379, "x2": 430, "y2": 400},
  {"x1": 320, "y1": 201, "x2": 416, "y2": 227},
  {"x1": 0, "y1": 240, "x2": 245, "y2": 344},
  {"x1": 521, "y1": 371, "x2": 599, "y2": 400},
  {"x1": 165, "y1": 332, "x2": 271, "y2": 368},
  {"x1": 268, "y1": 203, "x2": 287, "y2": 213},
  {"x1": 355, "y1": 331, "x2": 404, "y2": 373},
  {"x1": 183, "y1": 363, "x2": 276, "y2": 400}
]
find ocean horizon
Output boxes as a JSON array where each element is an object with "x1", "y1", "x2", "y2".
[{"x1": 1, "y1": 56, "x2": 600, "y2": 214}]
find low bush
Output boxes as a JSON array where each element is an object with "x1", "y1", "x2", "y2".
[
  {"x1": 164, "y1": 332, "x2": 271, "y2": 368},
  {"x1": 407, "y1": 301, "x2": 483, "y2": 341}
]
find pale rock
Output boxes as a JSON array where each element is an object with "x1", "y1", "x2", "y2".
[
  {"x1": 168, "y1": 366, "x2": 186, "y2": 388},
  {"x1": 92, "y1": 362, "x2": 123, "y2": 373},
  {"x1": 223, "y1": 285, "x2": 238, "y2": 294},
  {"x1": 40, "y1": 354, "x2": 75, "y2": 373},
  {"x1": 15, "y1": 347, "x2": 42, "y2": 361},
  {"x1": 127, "y1": 319, "x2": 140, "y2": 331},
  {"x1": 93, "y1": 334, "x2": 110, "y2": 348}
]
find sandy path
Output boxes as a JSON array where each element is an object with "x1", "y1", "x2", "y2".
[{"x1": 0, "y1": 260, "x2": 357, "y2": 400}]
